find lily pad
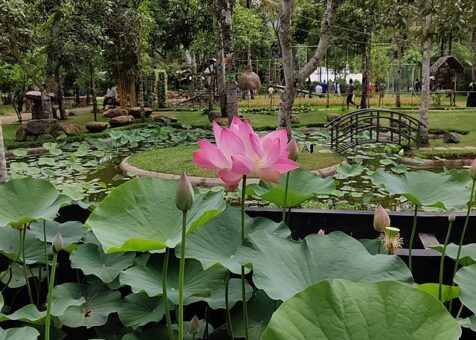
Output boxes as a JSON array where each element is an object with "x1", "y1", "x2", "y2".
[
  {"x1": 334, "y1": 162, "x2": 364, "y2": 179},
  {"x1": 373, "y1": 169, "x2": 471, "y2": 209},
  {"x1": 245, "y1": 169, "x2": 335, "y2": 207},
  {"x1": 51, "y1": 283, "x2": 86, "y2": 316},
  {"x1": 237, "y1": 231, "x2": 413, "y2": 300},
  {"x1": 29, "y1": 220, "x2": 87, "y2": 252},
  {"x1": 70, "y1": 243, "x2": 135, "y2": 283},
  {"x1": 261, "y1": 279, "x2": 461, "y2": 340},
  {"x1": 120, "y1": 254, "x2": 252, "y2": 309},
  {"x1": 57, "y1": 283, "x2": 122, "y2": 328},
  {"x1": 431, "y1": 243, "x2": 476, "y2": 266},
  {"x1": 0, "y1": 227, "x2": 51, "y2": 264},
  {"x1": 118, "y1": 292, "x2": 168, "y2": 328},
  {"x1": 418, "y1": 283, "x2": 460, "y2": 303},
  {"x1": 0, "y1": 327, "x2": 39, "y2": 340},
  {"x1": 0, "y1": 293, "x2": 45, "y2": 324},
  {"x1": 85, "y1": 178, "x2": 226, "y2": 253},
  {"x1": 0, "y1": 178, "x2": 70, "y2": 227}
]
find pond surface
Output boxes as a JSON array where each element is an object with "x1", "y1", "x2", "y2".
[{"x1": 6, "y1": 124, "x2": 454, "y2": 211}]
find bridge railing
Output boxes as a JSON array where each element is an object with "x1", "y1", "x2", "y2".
[{"x1": 327, "y1": 109, "x2": 427, "y2": 152}]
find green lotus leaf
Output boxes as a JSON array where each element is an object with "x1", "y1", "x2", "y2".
[
  {"x1": 85, "y1": 177, "x2": 226, "y2": 253},
  {"x1": 454, "y1": 264, "x2": 476, "y2": 315},
  {"x1": 459, "y1": 315, "x2": 476, "y2": 332},
  {"x1": 231, "y1": 290, "x2": 276, "y2": 339},
  {"x1": 334, "y1": 162, "x2": 364, "y2": 179},
  {"x1": 431, "y1": 243, "x2": 476, "y2": 266},
  {"x1": 237, "y1": 231, "x2": 413, "y2": 301},
  {"x1": 0, "y1": 304, "x2": 45, "y2": 325},
  {"x1": 70, "y1": 243, "x2": 135, "y2": 283},
  {"x1": 245, "y1": 169, "x2": 335, "y2": 207},
  {"x1": 418, "y1": 283, "x2": 460, "y2": 303},
  {"x1": 51, "y1": 283, "x2": 86, "y2": 316},
  {"x1": 57, "y1": 283, "x2": 122, "y2": 328},
  {"x1": 0, "y1": 264, "x2": 46, "y2": 288},
  {"x1": 0, "y1": 326, "x2": 39, "y2": 340},
  {"x1": 119, "y1": 254, "x2": 252, "y2": 309},
  {"x1": 118, "y1": 292, "x2": 168, "y2": 328},
  {"x1": 181, "y1": 207, "x2": 289, "y2": 274},
  {"x1": 0, "y1": 227, "x2": 52, "y2": 264},
  {"x1": 29, "y1": 220, "x2": 87, "y2": 253},
  {"x1": 373, "y1": 169, "x2": 471, "y2": 209},
  {"x1": 12, "y1": 148, "x2": 28, "y2": 157},
  {"x1": 261, "y1": 279, "x2": 461, "y2": 340},
  {"x1": 0, "y1": 178, "x2": 70, "y2": 227}
]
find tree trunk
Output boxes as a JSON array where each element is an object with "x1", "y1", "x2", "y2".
[
  {"x1": 419, "y1": 13, "x2": 432, "y2": 146},
  {"x1": 360, "y1": 35, "x2": 370, "y2": 109},
  {"x1": 216, "y1": 49, "x2": 226, "y2": 117},
  {"x1": 472, "y1": 27, "x2": 476, "y2": 81},
  {"x1": 278, "y1": 0, "x2": 338, "y2": 136},
  {"x1": 0, "y1": 121, "x2": 7, "y2": 184},
  {"x1": 219, "y1": 0, "x2": 238, "y2": 120},
  {"x1": 90, "y1": 63, "x2": 98, "y2": 122},
  {"x1": 55, "y1": 67, "x2": 66, "y2": 120}
]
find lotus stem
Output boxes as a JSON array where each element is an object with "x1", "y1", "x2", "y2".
[
  {"x1": 21, "y1": 228, "x2": 34, "y2": 305},
  {"x1": 225, "y1": 272, "x2": 234, "y2": 339},
  {"x1": 408, "y1": 205, "x2": 419, "y2": 273},
  {"x1": 438, "y1": 218, "x2": 454, "y2": 301},
  {"x1": 45, "y1": 252, "x2": 58, "y2": 340},
  {"x1": 449, "y1": 179, "x2": 476, "y2": 312},
  {"x1": 178, "y1": 211, "x2": 187, "y2": 340},
  {"x1": 43, "y1": 221, "x2": 50, "y2": 288},
  {"x1": 162, "y1": 248, "x2": 174, "y2": 340},
  {"x1": 241, "y1": 175, "x2": 249, "y2": 340},
  {"x1": 282, "y1": 172, "x2": 290, "y2": 222}
]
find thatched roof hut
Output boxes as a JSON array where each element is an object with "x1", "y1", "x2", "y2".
[{"x1": 430, "y1": 55, "x2": 464, "y2": 90}]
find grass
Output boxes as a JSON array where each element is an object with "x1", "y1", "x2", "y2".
[{"x1": 127, "y1": 145, "x2": 344, "y2": 178}]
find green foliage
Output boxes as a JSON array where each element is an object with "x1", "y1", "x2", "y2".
[{"x1": 262, "y1": 279, "x2": 461, "y2": 340}]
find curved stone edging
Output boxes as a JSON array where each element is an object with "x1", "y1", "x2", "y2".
[
  {"x1": 400, "y1": 156, "x2": 473, "y2": 169},
  {"x1": 120, "y1": 157, "x2": 338, "y2": 187},
  {"x1": 5, "y1": 147, "x2": 48, "y2": 158}
]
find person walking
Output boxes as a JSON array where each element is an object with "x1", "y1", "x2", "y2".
[{"x1": 346, "y1": 79, "x2": 358, "y2": 109}]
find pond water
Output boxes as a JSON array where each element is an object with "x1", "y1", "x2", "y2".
[{"x1": 6, "y1": 124, "x2": 456, "y2": 211}]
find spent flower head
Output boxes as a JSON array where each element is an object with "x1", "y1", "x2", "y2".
[{"x1": 379, "y1": 227, "x2": 403, "y2": 254}]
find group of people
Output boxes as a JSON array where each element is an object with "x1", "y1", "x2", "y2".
[{"x1": 315, "y1": 80, "x2": 341, "y2": 97}]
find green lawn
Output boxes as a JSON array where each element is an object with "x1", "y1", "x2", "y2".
[{"x1": 127, "y1": 145, "x2": 344, "y2": 177}]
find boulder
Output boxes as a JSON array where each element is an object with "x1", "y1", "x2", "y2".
[
  {"x1": 443, "y1": 132, "x2": 461, "y2": 144},
  {"x1": 86, "y1": 122, "x2": 108, "y2": 133},
  {"x1": 103, "y1": 108, "x2": 128, "y2": 118},
  {"x1": 15, "y1": 124, "x2": 28, "y2": 142},
  {"x1": 110, "y1": 115, "x2": 134, "y2": 127},
  {"x1": 37, "y1": 134, "x2": 54, "y2": 141},
  {"x1": 327, "y1": 113, "x2": 340, "y2": 122},
  {"x1": 153, "y1": 115, "x2": 178, "y2": 124},
  {"x1": 127, "y1": 107, "x2": 154, "y2": 118},
  {"x1": 213, "y1": 117, "x2": 229, "y2": 127},
  {"x1": 57, "y1": 122, "x2": 81, "y2": 136},
  {"x1": 291, "y1": 114, "x2": 299, "y2": 124},
  {"x1": 25, "y1": 119, "x2": 58, "y2": 136}
]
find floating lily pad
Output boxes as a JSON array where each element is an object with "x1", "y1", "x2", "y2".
[
  {"x1": 261, "y1": 279, "x2": 461, "y2": 340},
  {"x1": 334, "y1": 162, "x2": 364, "y2": 179},
  {"x1": 118, "y1": 292, "x2": 167, "y2": 328}
]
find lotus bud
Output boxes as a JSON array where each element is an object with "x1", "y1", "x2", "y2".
[
  {"x1": 317, "y1": 229, "x2": 325, "y2": 236},
  {"x1": 470, "y1": 159, "x2": 476, "y2": 180},
  {"x1": 190, "y1": 315, "x2": 200, "y2": 334},
  {"x1": 175, "y1": 173, "x2": 194, "y2": 212},
  {"x1": 288, "y1": 138, "x2": 299, "y2": 162},
  {"x1": 373, "y1": 204, "x2": 391, "y2": 233},
  {"x1": 52, "y1": 232, "x2": 63, "y2": 253},
  {"x1": 448, "y1": 212, "x2": 456, "y2": 223}
]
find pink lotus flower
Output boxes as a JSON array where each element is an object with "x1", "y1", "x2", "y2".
[{"x1": 193, "y1": 117, "x2": 299, "y2": 185}]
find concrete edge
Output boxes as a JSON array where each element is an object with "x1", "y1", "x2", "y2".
[
  {"x1": 399, "y1": 156, "x2": 473, "y2": 169},
  {"x1": 120, "y1": 157, "x2": 338, "y2": 187}
]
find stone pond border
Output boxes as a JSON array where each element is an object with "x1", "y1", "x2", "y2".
[
  {"x1": 399, "y1": 156, "x2": 474, "y2": 169},
  {"x1": 120, "y1": 157, "x2": 338, "y2": 187}
]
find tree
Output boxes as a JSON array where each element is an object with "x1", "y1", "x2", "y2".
[{"x1": 265, "y1": 0, "x2": 339, "y2": 136}]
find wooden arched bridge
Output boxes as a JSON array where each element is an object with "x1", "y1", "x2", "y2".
[{"x1": 327, "y1": 109, "x2": 426, "y2": 153}]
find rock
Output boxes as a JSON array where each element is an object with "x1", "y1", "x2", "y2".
[
  {"x1": 68, "y1": 111, "x2": 77, "y2": 116},
  {"x1": 327, "y1": 113, "x2": 340, "y2": 122},
  {"x1": 291, "y1": 114, "x2": 299, "y2": 124},
  {"x1": 26, "y1": 135, "x2": 37, "y2": 142},
  {"x1": 37, "y1": 134, "x2": 54, "y2": 141},
  {"x1": 103, "y1": 108, "x2": 128, "y2": 118},
  {"x1": 15, "y1": 124, "x2": 28, "y2": 142},
  {"x1": 208, "y1": 111, "x2": 222, "y2": 122},
  {"x1": 443, "y1": 132, "x2": 461, "y2": 144},
  {"x1": 56, "y1": 131, "x2": 66, "y2": 138},
  {"x1": 127, "y1": 107, "x2": 154, "y2": 118},
  {"x1": 153, "y1": 115, "x2": 178, "y2": 124},
  {"x1": 86, "y1": 122, "x2": 108, "y2": 132},
  {"x1": 213, "y1": 117, "x2": 229, "y2": 127},
  {"x1": 110, "y1": 115, "x2": 134, "y2": 127},
  {"x1": 57, "y1": 122, "x2": 81, "y2": 136},
  {"x1": 25, "y1": 119, "x2": 58, "y2": 136}
]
